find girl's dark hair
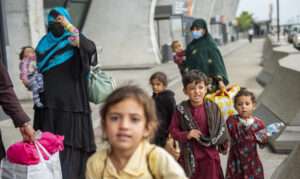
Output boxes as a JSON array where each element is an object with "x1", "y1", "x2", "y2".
[
  {"x1": 149, "y1": 71, "x2": 168, "y2": 86},
  {"x1": 19, "y1": 46, "x2": 34, "y2": 60},
  {"x1": 234, "y1": 88, "x2": 256, "y2": 106},
  {"x1": 182, "y1": 69, "x2": 208, "y2": 88},
  {"x1": 100, "y1": 85, "x2": 158, "y2": 140}
]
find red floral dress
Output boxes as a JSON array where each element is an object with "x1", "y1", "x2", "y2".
[{"x1": 225, "y1": 115, "x2": 267, "y2": 179}]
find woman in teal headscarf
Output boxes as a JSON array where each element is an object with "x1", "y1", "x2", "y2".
[
  {"x1": 184, "y1": 18, "x2": 229, "y2": 92},
  {"x1": 34, "y1": 7, "x2": 96, "y2": 179}
]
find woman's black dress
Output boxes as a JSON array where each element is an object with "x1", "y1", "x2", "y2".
[{"x1": 34, "y1": 35, "x2": 96, "y2": 179}]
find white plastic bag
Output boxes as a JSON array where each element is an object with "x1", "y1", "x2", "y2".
[{"x1": 0, "y1": 142, "x2": 62, "y2": 179}]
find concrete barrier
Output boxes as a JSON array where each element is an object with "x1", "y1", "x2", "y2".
[
  {"x1": 260, "y1": 36, "x2": 272, "y2": 66},
  {"x1": 256, "y1": 37, "x2": 291, "y2": 86},
  {"x1": 254, "y1": 53, "x2": 300, "y2": 153},
  {"x1": 271, "y1": 145, "x2": 300, "y2": 179}
]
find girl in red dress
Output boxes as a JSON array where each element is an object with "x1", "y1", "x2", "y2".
[{"x1": 226, "y1": 88, "x2": 268, "y2": 179}]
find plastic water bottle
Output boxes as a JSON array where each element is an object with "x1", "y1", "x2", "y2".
[{"x1": 266, "y1": 122, "x2": 285, "y2": 137}]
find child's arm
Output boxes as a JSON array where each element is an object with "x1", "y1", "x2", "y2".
[
  {"x1": 169, "y1": 112, "x2": 202, "y2": 143},
  {"x1": 149, "y1": 147, "x2": 188, "y2": 179},
  {"x1": 254, "y1": 118, "x2": 269, "y2": 146},
  {"x1": 19, "y1": 60, "x2": 30, "y2": 86},
  {"x1": 169, "y1": 112, "x2": 190, "y2": 143},
  {"x1": 224, "y1": 116, "x2": 236, "y2": 152},
  {"x1": 173, "y1": 51, "x2": 185, "y2": 65},
  {"x1": 56, "y1": 15, "x2": 79, "y2": 47}
]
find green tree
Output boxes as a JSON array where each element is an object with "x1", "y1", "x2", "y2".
[{"x1": 236, "y1": 11, "x2": 253, "y2": 32}]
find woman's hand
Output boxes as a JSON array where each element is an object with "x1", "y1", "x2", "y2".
[
  {"x1": 218, "y1": 80, "x2": 226, "y2": 92},
  {"x1": 218, "y1": 143, "x2": 228, "y2": 155},
  {"x1": 56, "y1": 15, "x2": 69, "y2": 27},
  {"x1": 187, "y1": 129, "x2": 202, "y2": 140},
  {"x1": 19, "y1": 122, "x2": 35, "y2": 142}
]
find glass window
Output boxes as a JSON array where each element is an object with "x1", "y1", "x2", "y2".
[
  {"x1": 170, "y1": 16, "x2": 184, "y2": 46},
  {"x1": 43, "y1": 0, "x2": 66, "y2": 26},
  {"x1": 44, "y1": 0, "x2": 65, "y2": 9},
  {"x1": 65, "y1": 0, "x2": 91, "y2": 30},
  {"x1": 67, "y1": 2, "x2": 89, "y2": 28},
  {"x1": 69, "y1": 0, "x2": 90, "y2": 2}
]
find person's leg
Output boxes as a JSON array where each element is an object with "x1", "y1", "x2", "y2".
[
  {"x1": 30, "y1": 76, "x2": 43, "y2": 107},
  {"x1": 35, "y1": 73, "x2": 44, "y2": 92},
  {"x1": 60, "y1": 146, "x2": 93, "y2": 179}
]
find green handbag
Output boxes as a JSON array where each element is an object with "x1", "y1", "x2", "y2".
[{"x1": 88, "y1": 65, "x2": 116, "y2": 104}]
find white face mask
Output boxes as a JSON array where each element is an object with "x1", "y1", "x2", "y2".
[{"x1": 192, "y1": 31, "x2": 203, "y2": 39}]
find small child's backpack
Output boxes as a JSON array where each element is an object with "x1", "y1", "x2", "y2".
[{"x1": 147, "y1": 147, "x2": 160, "y2": 179}]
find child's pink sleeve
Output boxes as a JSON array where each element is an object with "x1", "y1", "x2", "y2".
[
  {"x1": 19, "y1": 60, "x2": 29, "y2": 85},
  {"x1": 174, "y1": 51, "x2": 185, "y2": 65},
  {"x1": 169, "y1": 111, "x2": 189, "y2": 143},
  {"x1": 177, "y1": 50, "x2": 185, "y2": 57}
]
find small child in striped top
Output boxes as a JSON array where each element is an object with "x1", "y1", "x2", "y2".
[{"x1": 19, "y1": 46, "x2": 44, "y2": 107}]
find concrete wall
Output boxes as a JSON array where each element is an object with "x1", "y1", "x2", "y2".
[
  {"x1": 256, "y1": 37, "x2": 290, "y2": 86},
  {"x1": 271, "y1": 145, "x2": 300, "y2": 179},
  {"x1": 82, "y1": 0, "x2": 241, "y2": 68},
  {"x1": 212, "y1": 0, "x2": 239, "y2": 22},
  {"x1": 5, "y1": 0, "x2": 45, "y2": 100},
  {"x1": 192, "y1": 0, "x2": 212, "y2": 22},
  {"x1": 256, "y1": 55, "x2": 300, "y2": 125},
  {"x1": 83, "y1": 0, "x2": 160, "y2": 68},
  {"x1": 193, "y1": 0, "x2": 239, "y2": 25},
  {"x1": 255, "y1": 42, "x2": 300, "y2": 153}
]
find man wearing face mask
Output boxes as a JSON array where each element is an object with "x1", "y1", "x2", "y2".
[
  {"x1": 184, "y1": 18, "x2": 229, "y2": 93},
  {"x1": 34, "y1": 7, "x2": 96, "y2": 179}
]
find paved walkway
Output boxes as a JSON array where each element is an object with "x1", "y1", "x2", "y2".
[{"x1": 0, "y1": 38, "x2": 287, "y2": 178}]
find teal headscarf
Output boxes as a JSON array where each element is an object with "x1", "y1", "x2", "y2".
[{"x1": 36, "y1": 7, "x2": 74, "y2": 73}]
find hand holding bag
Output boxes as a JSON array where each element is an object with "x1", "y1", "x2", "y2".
[
  {"x1": 88, "y1": 64, "x2": 116, "y2": 104},
  {"x1": 205, "y1": 84, "x2": 240, "y2": 121},
  {"x1": 164, "y1": 134, "x2": 180, "y2": 160},
  {"x1": 1, "y1": 142, "x2": 62, "y2": 179}
]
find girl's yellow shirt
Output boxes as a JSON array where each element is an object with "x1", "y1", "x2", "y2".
[{"x1": 86, "y1": 140, "x2": 187, "y2": 179}]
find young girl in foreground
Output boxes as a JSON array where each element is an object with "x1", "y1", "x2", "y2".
[
  {"x1": 226, "y1": 88, "x2": 268, "y2": 179},
  {"x1": 86, "y1": 85, "x2": 187, "y2": 179}
]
